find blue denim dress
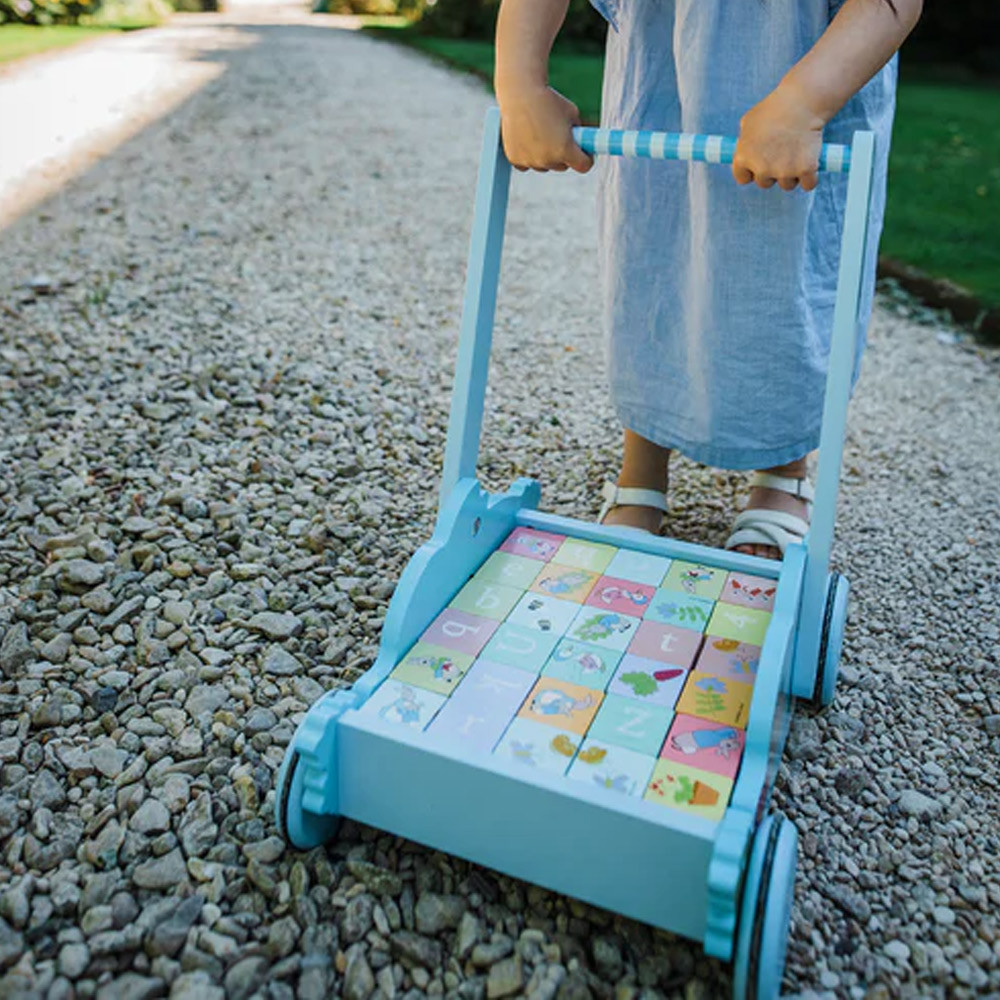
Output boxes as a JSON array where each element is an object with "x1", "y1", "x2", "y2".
[{"x1": 589, "y1": 0, "x2": 896, "y2": 469}]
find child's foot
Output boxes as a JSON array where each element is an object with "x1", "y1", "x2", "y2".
[
  {"x1": 727, "y1": 460, "x2": 813, "y2": 560},
  {"x1": 599, "y1": 431, "x2": 671, "y2": 534}
]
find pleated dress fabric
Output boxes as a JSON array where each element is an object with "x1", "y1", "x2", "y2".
[{"x1": 589, "y1": 0, "x2": 896, "y2": 469}]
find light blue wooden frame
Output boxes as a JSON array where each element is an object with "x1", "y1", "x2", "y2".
[
  {"x1": 282, "y1": 106, "x2": 876, "y2": 967},
  {"x1": 439, "y1": 106, "x2": 876, "y2": 700}
]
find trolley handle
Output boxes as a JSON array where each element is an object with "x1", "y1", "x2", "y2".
[{"x1": 572, "y1": 127, "x2": 851, "y2": 174}]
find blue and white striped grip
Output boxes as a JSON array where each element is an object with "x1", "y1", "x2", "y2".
[{"x1": 572, "y1": 127, "x2": 850, "y2": 174}]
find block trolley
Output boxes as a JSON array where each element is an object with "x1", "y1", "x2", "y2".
[{"x1": 276, "y1": 108, "x2": 876, "y2": 1000}]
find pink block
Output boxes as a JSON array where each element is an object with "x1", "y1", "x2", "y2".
[
  {"x1": 498, "y1": 527, "x2": 566, "y2": 562},
  {"x1": 720, "y1": 573, "x2": 777, "y2": 612},
  {"x1": 660, "y1": 713, "x2": 745, "y2": 780},
  {"x1": 420, "y1": 609, "x2": 498, "y2": 657},
  {"x1": 696, "y1": 636, "x2": 761, "y2": 685},
  {"x1": 627, "y1": 621, "x2": 702, "y2": 670},
  {"x1": 584, "y1": 576, "x2": 657, "y2": 618}
]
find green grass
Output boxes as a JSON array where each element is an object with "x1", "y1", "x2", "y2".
[
  {"x1": 365, "y1": 23, "x2": 1000, "y2": 311},
  {"x1": 0, "y1": 24, "x2": 113, "y2": 63},
  {"x1": 0, "y1": 19, "x2": 160, "y2": 64},
  {"x1": 364, "y1": 23, "x2": 604, "y2": 123},
  {"x1": 882, "y1": 79, "x2": 1000, "y2": 307}
]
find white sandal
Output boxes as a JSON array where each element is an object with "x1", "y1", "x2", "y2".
[
  {"x1": 725, "y1": 472, "x2": 814, "y2": 557},
  {"x1": 597, "y1": 481, "x2": 669, "y2": 534}
]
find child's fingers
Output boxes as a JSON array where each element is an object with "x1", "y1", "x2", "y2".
[
  {"x1": 565, "y1": 142, "x2": 594, "y2": 174},
  {"x1": 732, "y1": 163, "x2": 754, "y2": 185},
  {"x1": 777, "y1": 177, "x2": 799, "y2": 192},
  {"x1": 800, "y1": 171, "x2": 819, "y2": 192}
]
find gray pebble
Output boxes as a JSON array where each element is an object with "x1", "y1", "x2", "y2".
[
  {"x1": 262, "y1": 645, "x2": 302, "y2": 676},
  {"x1": 132, "y1": 848, "x2": 187, "y2": 890},
  {"x1": 247, "y1": 612, "x2": 303, "y2": 640},
  {"x1": 0, "y1": 622, "x2": 35, "y2": 676},
  {"x1": 343, "y1": 944, "x2": 376, "y2": 1000},
  {"x1": 414, "y1": 892, "x2": 465, "y2": 934},
  {"x1": 897, "y1": 789, "x2": 942, "y2": 819},
  {"x1": 346, "y1": 860, "x2": 403, "y2": 897}
]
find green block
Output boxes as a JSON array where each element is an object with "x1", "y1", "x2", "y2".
[
  {"x1": 661, "y1": 561, "x2": 727, "y2": 601},
  {"x1": 474, "y1": 551, "x2": 544, "y2": 591},
  {"x1": 705, "y1": 604, "x2": 772, "y2": 646},
  {"x1": 449, "y1": 578, "x2": 523, "y2": 621},
  {"x1": 391, "y1": 642, "x2": 475, "y2": 696},
  {"x1": 586, "y1": 694, "x2": 673, "y2": 757}
]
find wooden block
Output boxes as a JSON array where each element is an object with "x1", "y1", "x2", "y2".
[
  {"x1": 644, "y1": 589, "x2": 715, "y2": 633},
  {"x1": 705, "y1": 603, "x2": 772, "y2": 646},
  {"x1": 552, "y1": 538, "x2": 617, "y2": 574},
  {"x1": 390, "y1": 642, "x2": 475, "y2": 695},
  {"x1": 480, "y1": 622, "x2": 561, "y2": 673},
  {"x1": 474, "y1": 551, "x2": 547, "y2": 591},
  {"x1": 356, "y1": 679, "x2": 447, "y2": 731},
  {"x1": 425, "y1": 700, "x2": 510, "y2": 753},
  {"x1": 493, "y1": 718, "x2": 580, "y2": 775},
  {"x1": 660, "y1": 713, "x2": 745, "y2": 780},
  {"x1": 449, "y1": 659, "x2": 536, "y2": 714},
  {"x1": 498, "y1": 527, "x2": 565, "y2": 562},
  {"x1": 506, "y1": 592, "x2": 580, "y2": 637},
  {"x1": 518, "y1": 677, "x2": 602, "y2": 735},
  {"x1": 450, "y1": 578, "x2": 524, "y2": 622},
  {"x1": 674, "y1": 671, "x2": 753, "y2": 729},
  {"x1": 425, "y1": 666, "x2": 527, "y2": 753},
  {"x1": 720, "y1": 572, "x2": 777, "y2": 612},
  {"x1": 586, "y1": 694, "x2": 673, "y2": 757},
  {"x1": 661, "y1": 561, "x2": 728, "y2": 600},
  {"x1": 420, "y1": 608, "x2": 499, "y2": 657},
  {"x1": 584, "y1": 576, "x2": 657, "y2": 617},
  {"x1": 529, "y1": 563, "x2": 601, "y2": 604},
  {"x1": 604, "y1": 549, "x2": 673, "y2": 587},
  {"x1": 567, "y1": 739, "x2": 657, "y2": 797},
  {"x1": 627, "y1": 620, "x2": 702, "y2": 669},
  {"x1": 644, "y1": 760, "x2": 733, "y2": 823},
  {"x1": 607, "y1": 653, "x2": 687, "y2": 709},
  {"x1": 695, "y1": 636, "x2": 761, "y2": 686},
  {"x1": 566, "y1": 606, "x2": 641, "y2": 652},
  {"x1": 542, "y1": 638, "x2": 622, "y2": 692}
]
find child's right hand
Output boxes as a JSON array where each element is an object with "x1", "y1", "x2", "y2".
[{"x1": 497, "y1": 85, "x2": 593, "y2": 174}]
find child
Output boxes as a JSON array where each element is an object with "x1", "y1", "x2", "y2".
[{"x1": 494, "y1": 0, "x2": 921, "y2": 559}]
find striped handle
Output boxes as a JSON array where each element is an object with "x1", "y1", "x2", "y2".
[{"x1": 572, "y1": 127, "x2": 851, "y2": 174}]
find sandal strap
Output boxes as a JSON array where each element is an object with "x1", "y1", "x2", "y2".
[
  {"x1": 749, "y1": 473, "x2": 814, "y2": 504},
  {"x1": 731, "y1": 507, "x2": 810, "y2": 538},
  {"x1": 600, "y1": 481, "x2": 669, "y2": 513},
  {"x1": 725, "y1": 508, "x2": 810, "y2": 557},
  {"x1": 597, "y1": 481, "x2": 668, "y2": 525}
]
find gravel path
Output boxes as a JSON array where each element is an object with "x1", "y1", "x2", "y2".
[{"x1": 1, "y1": 7, "x2": 999, "y2": 1000}]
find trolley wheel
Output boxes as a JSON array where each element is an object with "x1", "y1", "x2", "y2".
[
  {"x1": 275, "y1": 750, "x2": 340, "y2": 850},
  {"x1": 812, "y1": 572, "x2": 850, "y2": 708},
  {"x1": 732, "y1": 812, "x2": 798, "y2": 1000}
]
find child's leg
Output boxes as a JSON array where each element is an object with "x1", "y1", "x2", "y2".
[
  {"x1": 730, "y1": 456, "x2": 812, "y2": 560},
  {"x1": 601, "y1": 429, "x2": 670, "y2": 533}
]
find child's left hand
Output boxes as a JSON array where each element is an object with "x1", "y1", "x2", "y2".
[{"x1": 732, "y1": 84, "x2": 826, "y2": 192}]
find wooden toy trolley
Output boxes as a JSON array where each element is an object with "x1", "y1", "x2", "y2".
[{"x1": 276, "y1": 108, "x2": 876, "y2": 1000}]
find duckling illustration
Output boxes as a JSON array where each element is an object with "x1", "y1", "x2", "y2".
[{"x1": 577, "y1": 745, "x2": 608, "y2": 764}]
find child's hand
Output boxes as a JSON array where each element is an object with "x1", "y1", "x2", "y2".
[
  {"x1": 732, "y1": 84, "x2": 825, "y2": 192},
  {"x1": 498, "y1": 85, "x2": 593, "y2": 174}
]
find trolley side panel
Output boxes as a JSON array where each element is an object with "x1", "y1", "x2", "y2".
[{"x1": 337, "y1": 715, "x2": 717, "y2": 942}]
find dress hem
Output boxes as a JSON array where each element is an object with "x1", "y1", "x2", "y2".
[{"x1": 615, "y1": 404, "x2": 821, "y2": 471}]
